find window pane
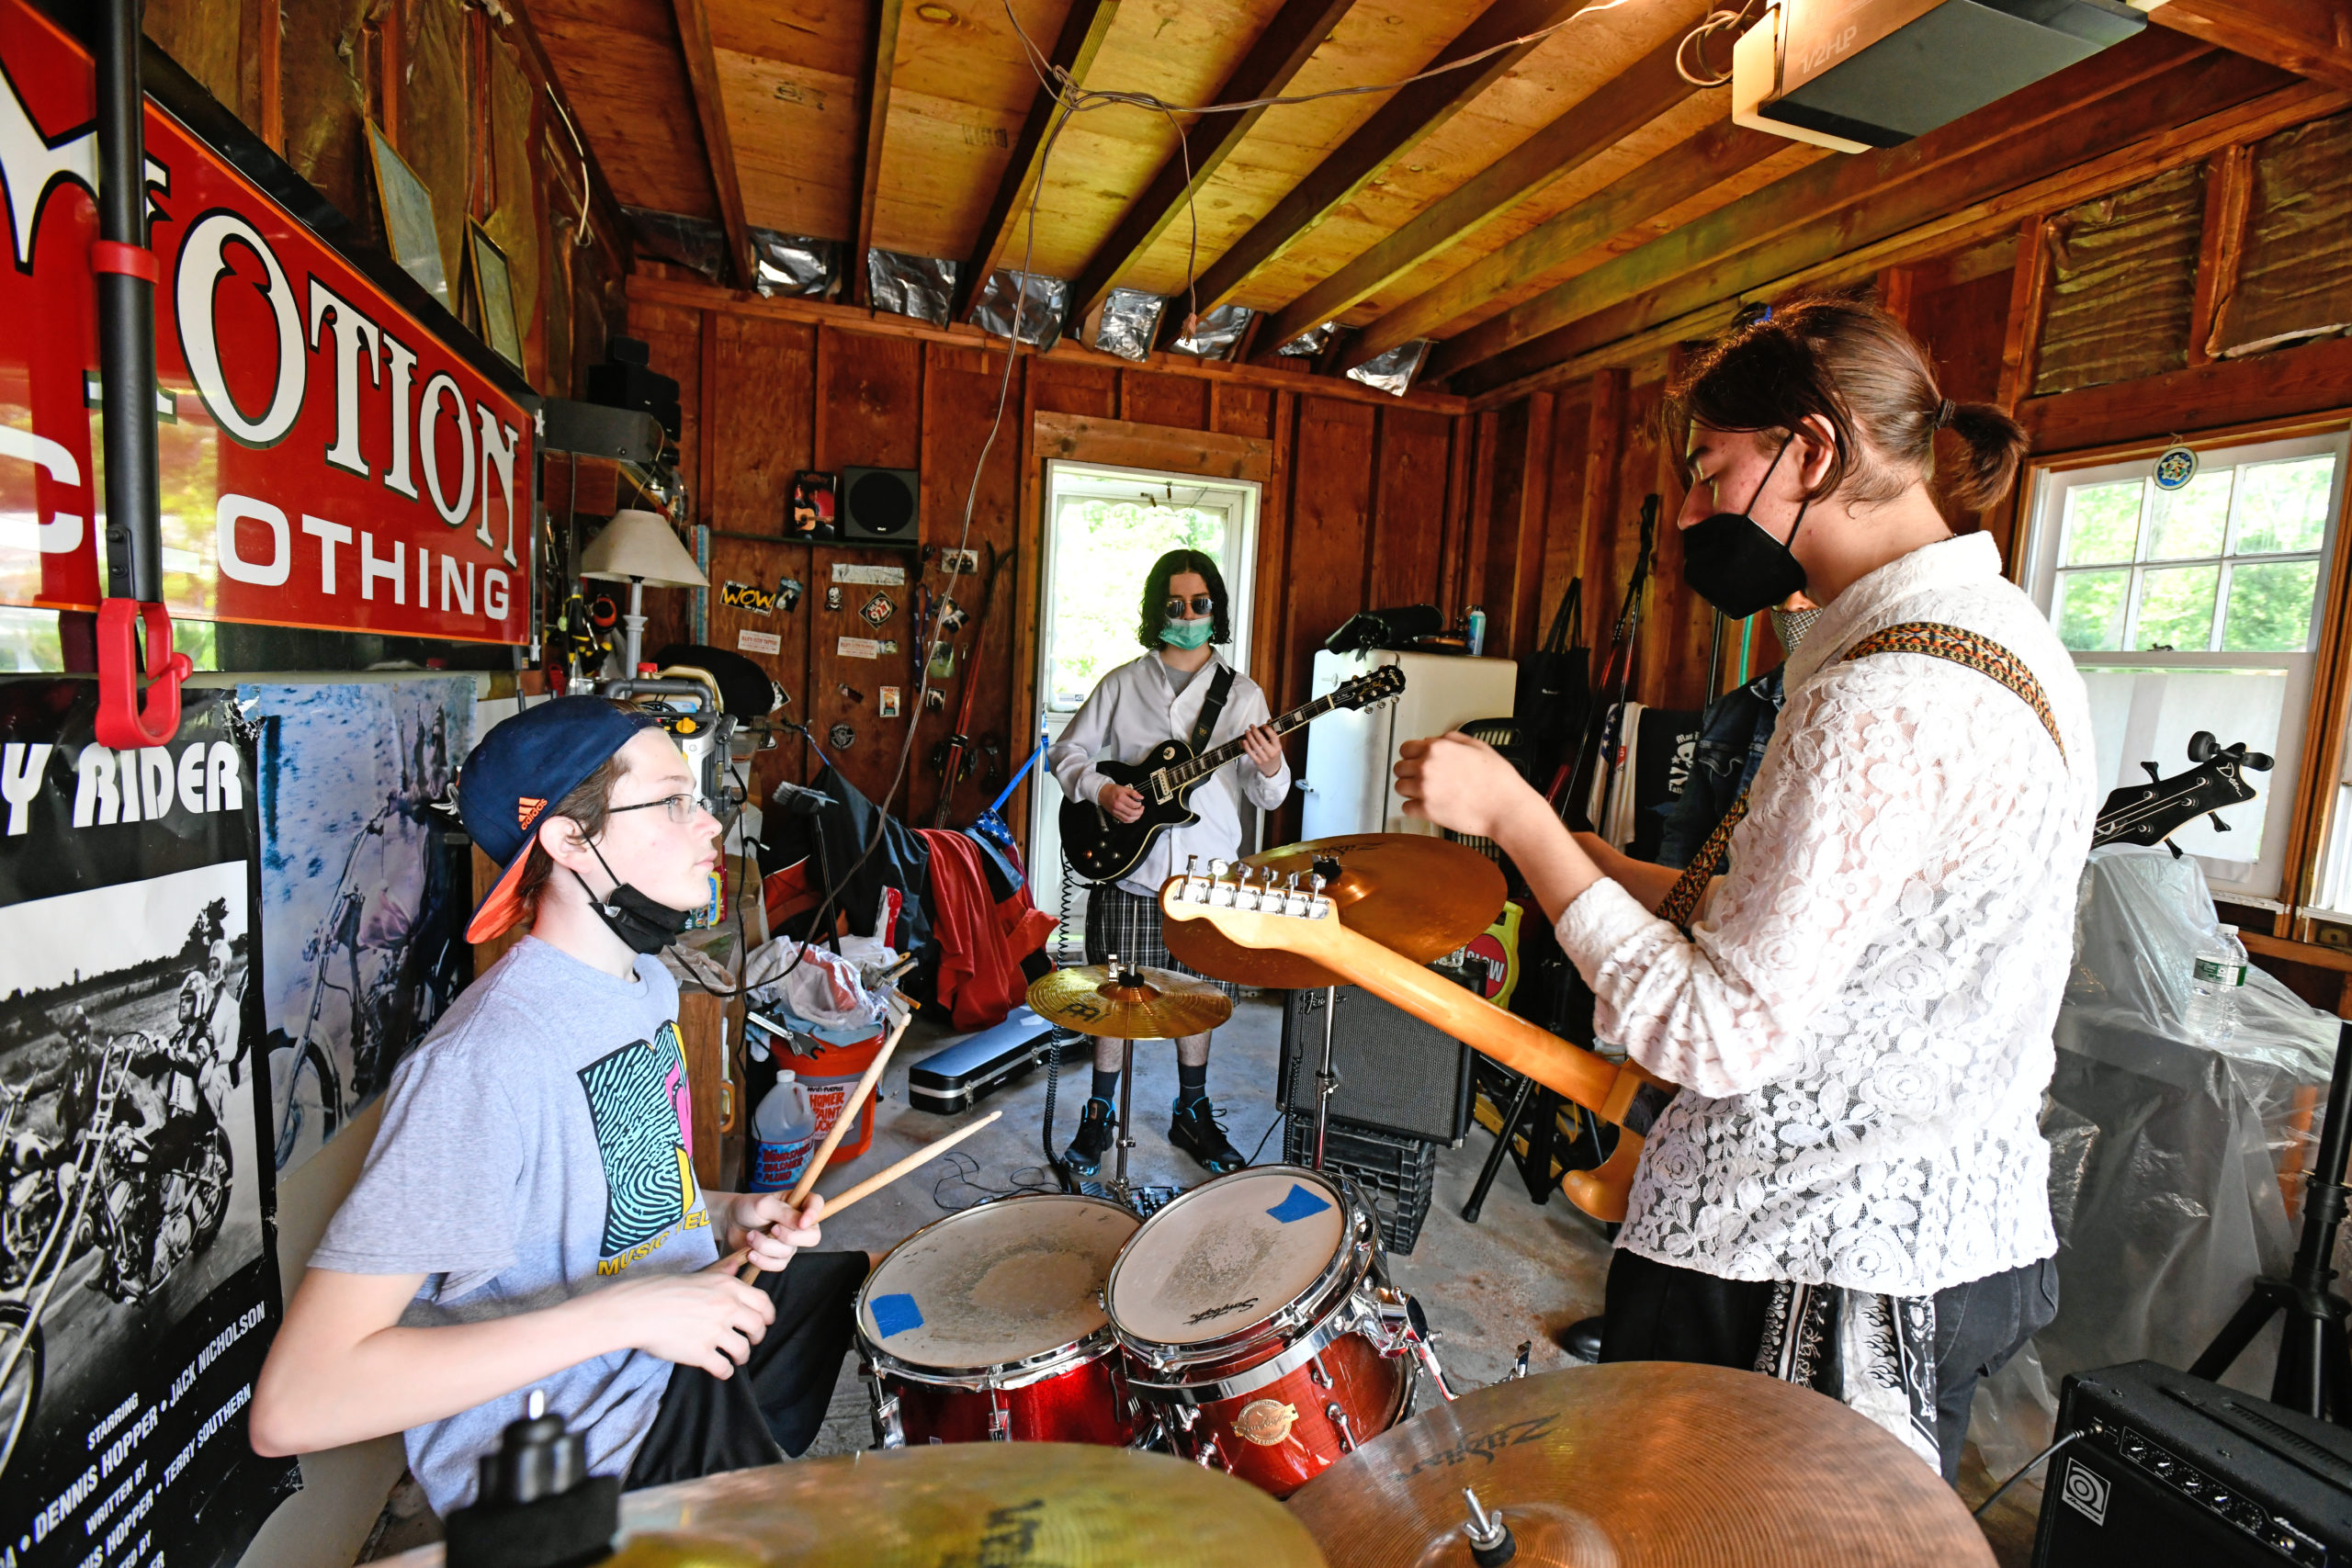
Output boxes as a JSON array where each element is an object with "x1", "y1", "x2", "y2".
[
  {"x1": 2054, "y1": 569, "x2": 2129, "y2": 649},
  {"x1": 2134, "y1": 564, "x2": 2220, "y2": 649},
  {"x1": 2145, "y1": 469, "x2": 2233, "y2": 559},
  {"x1": 2222, "y1": 558, "x2": 2320, "y2": 650},
  {"x1": 2235, "y1": 456, "x2": 2337, "y2": 555},
  {"x1": 2062, "y1": 479, "x2": 2143, "y2": 565}
]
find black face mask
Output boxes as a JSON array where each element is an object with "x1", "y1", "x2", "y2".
[
  {"x1": 575, "y1": 841, "x2": 694, "y2": 955},
  {"x1": 1680, "y1": 436, "x2": 1812, "y2": 619}
]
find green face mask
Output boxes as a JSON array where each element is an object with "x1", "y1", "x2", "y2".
[{"x1": 1159, "y1": 617, "x2": 1215, "y2": 650}]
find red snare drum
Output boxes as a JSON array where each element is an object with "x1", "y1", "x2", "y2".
[
  {"x1": 1106, "y1": 1166, "x2": 1422, "y2": 1496},
  {"x1": 857, "y1": 1192, "x2": 1140, "y2": 1447}
]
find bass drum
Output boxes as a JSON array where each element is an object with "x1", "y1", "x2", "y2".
[
  {"x1": 858, "y1": 1192, "x2": 1140, "y2": 1447},
  {"x1": 1106, "y1": 1165, "x2": 1414, "y2": 1496}
]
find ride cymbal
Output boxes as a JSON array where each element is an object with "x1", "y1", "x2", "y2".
[
  {"x1": 389, "y1": 1445, "x2": 1326, "y2": 1568},
  {"x1": 1161, "y1": 833, "x2": 1507, "y2": 989},
  {"x1": 1288, "y1": 1362, "x2": 1995, "y2": 1568},
  {"x1": 1027, "y1": 964, "x2": 1235, "y2": 1039}
]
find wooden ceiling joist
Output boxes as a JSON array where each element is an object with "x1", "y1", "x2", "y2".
[
  {"x1": 956, "y1": 0, "x2": 1125, "y2": 318},
  {"x1": 850, "y1": 0, "x2": 905, "y2": 306},
  {"x1": 1256, "y1": 11, "x2": 1719, "y2": 355},
  {"x1": 1431, "y1": 33, "x2": 2282, "y2": 389},
  {"x1": 1347, "y1": 117, "x2": 1782, "y2": 367},
  {"x1": 669, "y1": 0, "x2": 754, "y2": 286},
  {"x1": 2150, "y1": 0, "x2": 2352, "y2": 95},
  {"x1": 1170, "y1": 0, "x2": 1611, "y2": 333},
  {"x1": 1064, "y1": 0, "x2": 1360, "y2": 326}
]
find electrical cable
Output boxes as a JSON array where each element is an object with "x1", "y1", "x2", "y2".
[
  {"x1": 1973, "y1": 1429, "x2": 2083, "y2": 1519},
  {"x1": 1674, "y1": 1, "x2": 1764, "y2": 88}
]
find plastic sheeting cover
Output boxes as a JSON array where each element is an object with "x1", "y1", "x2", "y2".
[
  {"x1": 972, "y1": 269, "x2": 1069, "y2": 349},
  {"x1": 2032, "y1": 162, "x2": 2207, "y2": 397},
  {"x1": 627, "y1": 206, "x2": 730, "y2": 283},
  {"x1": 1170, "y1": 302, "x2": 1252, "y2": 360},
  {"x1": 1968, "y1": 845, "x2": 2338, "y2": 1475},
  {"x1": 1347, "y1": 338, "x2": 1431, "y2": 398},
  {"x1": 1091, "y1": 288, "x2": 1165, "y2": 362},
  {"x1": 869, "y1": 249, "x2": 958, "y2": 326},
  {"x1": 752, "y1": 230, "x2": 837, "y2": 299},
  {"x1": 2216, "y1": 110, "x2": 2352, "y2": 359}
]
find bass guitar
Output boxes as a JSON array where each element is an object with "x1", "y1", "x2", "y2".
[
  {"x1": 2094, "y1": 729, "x2": 2274, "y2": 852},
  {"x1": 1061, "y1": 664, "x2": 1404, "y2": 884},
  {"x1": 1159, "y1": 865, "x2": 1667, "y2": 1222}
]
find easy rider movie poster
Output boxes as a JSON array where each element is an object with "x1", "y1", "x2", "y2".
[{"x1": 0, "y1": 681, "x2": 298, "y2": 1568}]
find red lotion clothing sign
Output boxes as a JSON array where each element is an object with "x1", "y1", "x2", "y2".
[{"x1": 0, "y1": 0, "x2": 533, "y2": 644}]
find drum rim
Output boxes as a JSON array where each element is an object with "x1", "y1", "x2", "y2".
[
  {"x1": 1104, "y1": 1164, "x2": 1374, "y2": 1371},
  {"x1": 854, "y1": 1190, "x2": 1139, "y2": 1380}
]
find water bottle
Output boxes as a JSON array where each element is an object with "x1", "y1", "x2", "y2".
[
  {"x1": 749, "y1": 1071, "x2": 817, "y2": 1192},
  {"x1": 2186, "y1": 924, "x2": 2248, "y2": 1045}
]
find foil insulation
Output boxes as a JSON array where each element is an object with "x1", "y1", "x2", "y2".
[
  {"x1": 2216, "y1": 110, "x2": 2352, "y2": 358},
  {"x1": 1170, "y1": 302, "x2": 1252, "y2": 360},
  {"x1": 972, "y1": 269, "x2": 1069, "y2": 349},
  {"x1": 2033, "y1": 163, "x2": 2206, "y2": 396},
  {"x1": 868, "y1": 249, "x2": 958, "y2": 326},
  {"x1": 1346, "y1": 338, "x2": 1432, "y2": 397},
  {"x1": 1091, "y1": 288, "x2": 1167, "y2": 361},
  {"x1": 1274, "y1": 321, "x2": 1340, "y2": 357},
  {"x1": 626, "y1": 206, "x2": 730, "y2": 283},
  {"x1": 751, "y1": 231, "x2": 838, "y2": 298}
]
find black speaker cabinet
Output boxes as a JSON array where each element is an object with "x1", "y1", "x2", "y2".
[
  {"x1": 839, "y1": 466, "x2": 920, "y2": 548},
  {"x1": 1276, "y1": 985, "x2": 1472, "y2": 1145},
  {"x1": 2032, "y1": 1360, "x2": 2352, "y2": 1567}
]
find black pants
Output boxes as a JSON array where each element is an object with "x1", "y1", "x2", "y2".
[
  {"x1": 1598, "y1": 1248, "x2": 2059, "y2": 1483},
  {"x1": 622, "y1": 1250, "x2": 865, "y2": 1490}
]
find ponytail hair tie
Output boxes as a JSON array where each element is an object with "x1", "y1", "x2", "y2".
[{"x1": 1934, "y1": 398, "x2": 1956, "y2": 429}]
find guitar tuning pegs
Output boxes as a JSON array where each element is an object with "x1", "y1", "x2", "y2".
[
  {"x1": 2142, "y1": 761, "x2": 2162, "y2": 783},
  {"x1": 1186, "y1": 854, "x2": 1200, "y2": 877},
  {"x1": 2211, "y1": 813, "x2": 2231, "y2": 832}
]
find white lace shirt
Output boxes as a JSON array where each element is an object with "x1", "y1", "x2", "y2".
[{"x1": 1558, "y1": 534, "x2": 2098, "y2": 1295}]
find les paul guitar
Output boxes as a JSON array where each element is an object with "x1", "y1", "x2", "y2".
[{"x1": 1061, "y1": 664, "x2": 1404, "y2": 885}]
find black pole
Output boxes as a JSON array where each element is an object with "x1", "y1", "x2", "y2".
[{"x1": 96, "y1": 0, "x2": 163, "y2": 607}]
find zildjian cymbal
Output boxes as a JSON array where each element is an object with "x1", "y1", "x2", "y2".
[
  {"x1": 1161, "y1": 833, "x2": 1508, "y2": 989},
  {"x1": 1287, "y1": 1363, "x2": 1996, "y2": 1568},
  {"x1": 447, "y1": 1444, "x2": 1329, "y2": 1568},
  {"x1": 1026, "y1": 964, "x2": 1235, "y2": 1040}
]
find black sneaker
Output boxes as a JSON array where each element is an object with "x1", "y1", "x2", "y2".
[
  {"x1": 1064, "y1": 1097, "x2": 1115, "y2": 1177},
  {"x1": 1169, "y1": 1097, "x2": 1246, "y2": 1175}
]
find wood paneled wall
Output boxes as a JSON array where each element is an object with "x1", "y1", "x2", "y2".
[{"x1": 620, "y1": 280, "x2": 1475, "y2": 844}]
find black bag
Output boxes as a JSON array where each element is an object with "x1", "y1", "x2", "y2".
[{"x1": 1513, "y1": 577, "x2": 1590, "y2": 786}]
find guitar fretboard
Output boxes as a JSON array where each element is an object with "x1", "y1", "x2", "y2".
[{"x1": 1156, "y1": 685, "x2": 1364, "y2": 793}]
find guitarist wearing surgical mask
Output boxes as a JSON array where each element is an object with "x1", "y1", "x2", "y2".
[{"x1": 1049, "y1": 549, "x2": 1289, "y2": 1178}]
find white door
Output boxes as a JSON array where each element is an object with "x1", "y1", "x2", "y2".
[{"x1": 1030, "y1": 462, "x2": 1261, "y2": 954}]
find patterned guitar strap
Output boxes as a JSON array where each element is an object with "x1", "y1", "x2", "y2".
[{"x1": 1618, "y1": 623, "x2": 2067, "y2": 1140}]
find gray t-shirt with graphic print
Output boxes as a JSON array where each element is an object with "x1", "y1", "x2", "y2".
[{"x1": 311, "y1": 936, "x2": 718, "y2": 1513}]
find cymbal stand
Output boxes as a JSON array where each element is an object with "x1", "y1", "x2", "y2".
[{"x1": 1312, "y1": 985, "x2": 1340, "y2": 1170}]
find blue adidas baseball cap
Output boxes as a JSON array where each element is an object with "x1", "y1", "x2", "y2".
[{"x1": 458, "y1": 696, "x2": 658, "y2": 942}]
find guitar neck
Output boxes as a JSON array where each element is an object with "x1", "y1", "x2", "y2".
[{"x1": 1162, "y1": 688, "x2": 1352, "y2": 789}]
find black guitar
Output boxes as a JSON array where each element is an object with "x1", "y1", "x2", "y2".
[
  {"x1": 1059, "y1": 664, "x2": 1406, "y2": 884},
  {"x1": 2094, "y1": 730, "x2": 2274, "y2": 853}
]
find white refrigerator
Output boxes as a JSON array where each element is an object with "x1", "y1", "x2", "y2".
[{"x1": 1302, "y1": 649, "x2": 1520, "y2": 840}]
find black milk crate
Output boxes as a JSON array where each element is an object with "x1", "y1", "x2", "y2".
[{"x1": 1281, "y1": 1111, "x2": 1440, "y2": 1256}]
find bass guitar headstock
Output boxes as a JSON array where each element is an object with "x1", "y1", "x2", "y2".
[
  {"x1": 1159, "y1": 856, "x2": 1339, "y2": 947},
  {"x1": 1332, "y1": 663, "x2": 1407, "y2": 712},
  {"x1": 2094, "y1": 728, "x2": 2275, "y2": 856}
]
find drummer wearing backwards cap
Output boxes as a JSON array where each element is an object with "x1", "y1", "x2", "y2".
[
  {"x1": 250, "y1": 697, "x2": 867, "y2": 1511},
  {"x1": 1396, "y1": 297, "x2": 2094, "y2": 1483}
]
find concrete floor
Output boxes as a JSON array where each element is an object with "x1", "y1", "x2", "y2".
[{"x1": 362, "y1": 993, "x2": 2040, "y2": 1564}]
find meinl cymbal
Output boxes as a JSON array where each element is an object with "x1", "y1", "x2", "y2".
[
  {"x1": 1027, "y1": 964, "x2": 1235, "y2": 1039},
  {"x1": 388, "y1": 1445, "x2": 1327, "y2": 1568},
  {"x1": 1161, "y1": 833, "x2": 1508, "y2": 989},
  {"x1": 1287, "y1": 1363, "x2": 1995, "y2": 1568}
]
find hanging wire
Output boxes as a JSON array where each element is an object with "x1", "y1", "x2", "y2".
[{"x1": 1675, "y1": 1, "x2": 1765, "y2": 88}]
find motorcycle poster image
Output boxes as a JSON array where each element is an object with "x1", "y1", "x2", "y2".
[{"x1": 0, "y1": 682, "x2": 298, "y2": 1568}]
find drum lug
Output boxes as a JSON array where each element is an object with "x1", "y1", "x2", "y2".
[
  {"x1": 1326, "y1": 1402, "x2": 1358, "y2": 1454},
  {"x1": 1195, "y1": 1435, "x2": 1227, "y2": 1472},
  {"x1": 1308, "y1": 1353, "x2": 1331, "y2": 1389},
  {"x1": 1170, "y1": 1402, "x2": 1199, "y2": 1432},
  {"x1": 988, "y1": 1391, "x2": 1013, "y2": 1442}
]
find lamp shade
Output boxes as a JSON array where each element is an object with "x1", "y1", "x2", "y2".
[{"x1": 580, "y1": 509, "x2": 707, "y2": 588}]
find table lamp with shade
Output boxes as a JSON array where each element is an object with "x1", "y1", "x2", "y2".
[{"x1": 580, "y1": 507, "x2": 707, "y2": 673}]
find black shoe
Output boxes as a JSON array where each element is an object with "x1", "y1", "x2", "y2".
[
  {"x1": 1064, "y1": 1097, "x2": 1115, "y2": 1178},
  {"x1": 1169, "y1": 1097, "x2": 1246, "y2": 1175},
  {"x1": 1559, "y1": 1315, "x2": 1605, "y2": 1363}
]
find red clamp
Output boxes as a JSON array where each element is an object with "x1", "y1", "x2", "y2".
[
  {"x1": 90, "y1": 241, "x2": 158, "y2": 284},
  {"x1": 95, "y1": 599, "x2": 194, "y2": 750}
]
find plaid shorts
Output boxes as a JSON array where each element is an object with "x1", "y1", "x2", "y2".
[{"x1": 1083, "y1": 883, "x2": 1242, "y2": 999}]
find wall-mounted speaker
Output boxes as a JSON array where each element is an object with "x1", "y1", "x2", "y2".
[{"x1": 840, "y1": 466, "x2": 921, "y2": 549}]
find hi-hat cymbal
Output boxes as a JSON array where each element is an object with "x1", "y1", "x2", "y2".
[
  {"x1": 1162, "y1": 833, "x2": 1508, "y2": 989},
  {"x1": 1288, "y1": 1363, "x2": 1995, "y2": 1568},
  {"x1": 1027, "y1": 964, "x2": 1235, "y2": 1039},
  {"x1": 386, "y1": 1444, "x2": 1326, "y2": 1568}
]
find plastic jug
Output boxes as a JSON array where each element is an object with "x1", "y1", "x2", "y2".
[{"x1": 748, "y1": 1071, "x2": 818, "y2": 1192}]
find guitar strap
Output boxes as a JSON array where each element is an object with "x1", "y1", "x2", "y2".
[
  {"x1": 1188, "y1": 663, "x2": 1237, "y2": 753},
  {"x1": 1654, "y1": 621, "x2": 2064, "y2": 931}
]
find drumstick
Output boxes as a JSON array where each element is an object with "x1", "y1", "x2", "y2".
[
  {"x1": 816, "y1": 1112, "x2": 1001, "y2": 1219},
  {"x1": 738, "y1": 1002, "x2": 913, "y2": 1283}
]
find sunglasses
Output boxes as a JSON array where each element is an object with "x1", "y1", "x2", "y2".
[
  {"x1": 1162, "y1": 594, "x2": 1216, "y2": 618},
  {"x1": 605, "y1": 793, "x2": 699, "y2": 826}
]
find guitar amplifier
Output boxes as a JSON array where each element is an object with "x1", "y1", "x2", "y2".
[
  {"x1": 1275, "y1": 985, "x2": 1473, "y2": 1144},
  {"x1": 2033, "y1": 1360, "x2": 2352, "y2": 1567}
]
